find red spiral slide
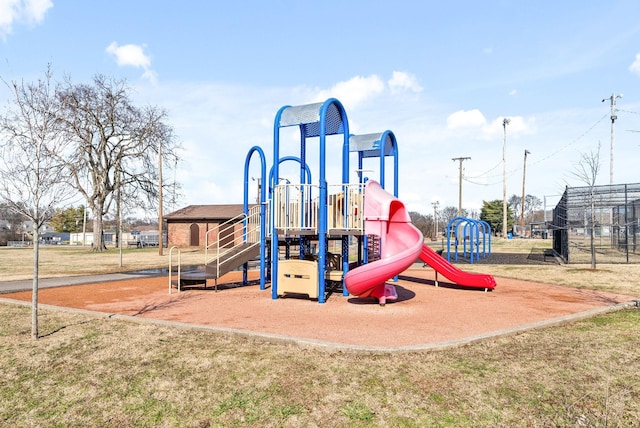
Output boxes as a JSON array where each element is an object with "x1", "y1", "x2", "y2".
[{"x1": 344, "y1": 181, "x2": 495, "y2": 305}]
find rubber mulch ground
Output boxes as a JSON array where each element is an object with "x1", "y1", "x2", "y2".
[{"x1": 3, "y1": 267, "x2": 637, "y2": 351}]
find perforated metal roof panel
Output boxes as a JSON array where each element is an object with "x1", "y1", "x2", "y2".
[
  {"x1": 349, "y1": 131, "x2": 396, "y2": 158},
  {"x1": 278, "y1": 101, "x2": 346, "y2": 137}
]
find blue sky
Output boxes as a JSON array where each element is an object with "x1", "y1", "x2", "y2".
[{"x1": 2, "y1": 0, "x2": 640, "y2": 217}]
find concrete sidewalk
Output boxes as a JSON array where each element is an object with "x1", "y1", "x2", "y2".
[{"x1": 0, "y1": 272, "x2": 163, "y2": 294}]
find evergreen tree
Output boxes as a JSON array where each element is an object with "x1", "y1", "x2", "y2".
[{"x1": 480, "y1": 200, "x2": 514, "y2": 236}]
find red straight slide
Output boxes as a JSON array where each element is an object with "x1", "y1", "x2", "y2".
[{"x1": 419, "y1": 244, "x2": 496, "y2": 290}]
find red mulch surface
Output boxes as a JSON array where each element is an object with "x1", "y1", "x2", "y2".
[{"x1": 2, "y1": 269, "x2": 637, "y2": 349}]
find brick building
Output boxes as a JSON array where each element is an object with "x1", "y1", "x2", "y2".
[{"x1": 164, "y1": 204, "x2": 256, "y2": 248}]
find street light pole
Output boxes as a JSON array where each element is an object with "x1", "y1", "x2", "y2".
[
  {"x1": 432, "y1": 201, "x2": 440, "y2": 239},
  {"x1": 520, "y1": 149, "x2": 530, "y2": 237},
  {"x1": 602, "y1": 93, "x2": 622, "y2": 185},
  {"x1": 502, "y1": 118, "x2": 510, "y2": 239}
]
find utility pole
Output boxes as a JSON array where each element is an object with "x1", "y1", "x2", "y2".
[
  {"x1": 452, "y1": 157, "x2": 471, "y2": 216},
  {"x1": 602, "y1": 93, "x2": 622, "y2": 185},
  {"x1": 520, "y1": 149, "x2": 530, "y2": 237},
  {"x1": 432, "y1": 201, "x2": 440, "y2": 239},
  {"x1": 502, "y1": 118, "x2": 510, "y2": 239}
]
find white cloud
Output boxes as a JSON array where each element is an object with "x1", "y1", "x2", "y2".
[
  {"x1": 446, "y1": 109, "x2": 487, "y2": 129},
  {"x1": 106, "y1": 41, "x2": 157, "y2": 83},
  {"x1": 130, "y1": 76, "x2": 551, "y2": 213},
  {"x1": 106, "y1": 41, "x2": 151, "y2": 68},
  {"x1": 0, "y1": 0, "x2": 53, "y2": 41},
  {"x1": 446, "y1": 109, "x2": 534, "y2": 141},
  {"x1": 509, "y1": 89, "x2": 517, "y2": 96},
  {"x1": 312, "y1": 72, "x2": 422, "y2": 111},
  {"x1": 388, "y1": 71, "x2": 423, "y2": 94},
  {"x1": 141, "y1": 69, "x2": 158, "y2": 85},
  {"x1": 314, "y1": 74, "x2": 385, "y2": 109},
  {"x1": 629, "y1": 53, "x2": 640, "y2": 76},
  {"x1": 483, "y1": 115, "x2": 533, "y2": 140}
]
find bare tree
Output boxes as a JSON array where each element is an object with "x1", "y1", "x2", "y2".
[
  {"x1": 523, "y1": 194, "x2": 542, "y2": 223},
  {"x1": 440, "y1": 206, "x2": 464, "y2": 226},
  {"x1": 56, "y1": 75, "x2": 180, "y2": 251},
  {"x1": 0, "y1": 201, "x2": 28, "y2": 234},
  {"x1": 508, "y1": 194, "x2": 521, "y2": 228},
  {"x1": 571, "y1": 143, "x2": 601, "y2": 269},
  {"x1": 0, "y1": 66, "x2": 75, "y2": 339},
  {"x1": 509, "y1": 193, "x2": 542, "y2": 235}
]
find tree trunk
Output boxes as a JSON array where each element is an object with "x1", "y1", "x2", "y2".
[
  {"x1": 91, "y1": 209, "x2": 107, "y2": 251},
  {"x1": 31, "y1": 228, "x2": 39, "y2": 340}
]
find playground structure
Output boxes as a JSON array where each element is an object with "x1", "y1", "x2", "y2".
[
  {"x1": 445, "y1": 217, "x2": 492, "y2": 264},
  {"x1": 172, "y1": 98, "x2": 496, "y2": 303},
  {"x1": 262, "y1": 98, "x2": 400, "y2": 303}
]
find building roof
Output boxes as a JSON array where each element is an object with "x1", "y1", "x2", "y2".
[{"x1": 164, "y1": 204, "x2": 256, "y2": 221}]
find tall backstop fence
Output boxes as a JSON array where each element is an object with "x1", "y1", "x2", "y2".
[{"x1": 552, "y1": 183, "x2": 640, "y2": 264}]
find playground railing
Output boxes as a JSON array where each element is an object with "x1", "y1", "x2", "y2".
[
  {"x1": 273, "y1": 183, "x2": 316, "y2": 233},
  {"x1": 327, "y1": 183, "x2": 364, "y2": 232},
  {"x1": 205, "y1": 205, "x2": 261, "y2": 270},
  {"x1": 272, "y1": 182, "x2": 364, "y2": 234}
]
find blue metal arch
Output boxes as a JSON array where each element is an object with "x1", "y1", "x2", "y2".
[
  {"x1": 243, "y1": 146, "x2": 267, "y2": 290},
  {"x1": 447, "y1": 216, "x2": 466, "y2": 262},
  {"x1": 446, "y1": 216, "x2": 492, "y2": 263},
  {"x1": 350, "y1": 130, "x2": 399, "y2": 197},
  {"x1": 272, "y1": 98, "x2": 350, "y2": 303},
  {"x1": 267, "y1": 156, "x2": 312, "y2": 195},
  {"x1": 478, "y1": 220, "x2": 492, "y2": 257},
  {"x1": 349, "y1": 130, "x2": 400, "y2": 278}
]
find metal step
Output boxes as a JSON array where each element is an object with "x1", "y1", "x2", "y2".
[{"x1": 205, "y1": 242, "x2": 261, "y2": 282}]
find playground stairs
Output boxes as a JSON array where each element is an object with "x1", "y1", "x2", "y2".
[
  {"x1": 172, "y1": 207, "x2": 262, "y2": 291},
  {"x1": 174, "y1": 242, "x2": 261, "y2": 290},
  {"x1": 205, "y1": 242, "x2": 261, "y2": 280}
]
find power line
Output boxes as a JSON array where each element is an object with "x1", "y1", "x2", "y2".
[
  {"x1": 464, "y1": 159, "x2": 502, "y2": 179},
  {"x1": 462, "y1": 112, "x2": 609, "y2": 185},
  {"x1": 528, "y1": 112, "x2": 608, "y2": 168}
]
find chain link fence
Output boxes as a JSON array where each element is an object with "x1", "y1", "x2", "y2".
[{"x1": 552, "y1": 183, "x2": 640, "y2": 263}]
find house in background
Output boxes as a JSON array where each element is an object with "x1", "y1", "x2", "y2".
[
  {"x1": 164, "y1": 204, "x2": 255, "y2": 248},
  {"x1": 41, "y1": 231, "x2": 70, "y2": 244}
]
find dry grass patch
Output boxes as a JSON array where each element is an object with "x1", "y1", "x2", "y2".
[
  {"x1": 0, "y1": 246, "x2": 206, "y2": 281},
  {"x1": 2, "y1": 239, "x2": 640, "y2": 426},
  {"x1": 461, "y1": 263, "x2": 640, "y2": 296},
  {"x1": 1, "y1": 303, "x2": 639, "y2": 427},
  {"x1": 3, "y1": 239, "x2": 639, "y2": 426}
]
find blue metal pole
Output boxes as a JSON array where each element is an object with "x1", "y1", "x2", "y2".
[{"x1": 271, "y1": 105, "x2": 289, "y2": 299}]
